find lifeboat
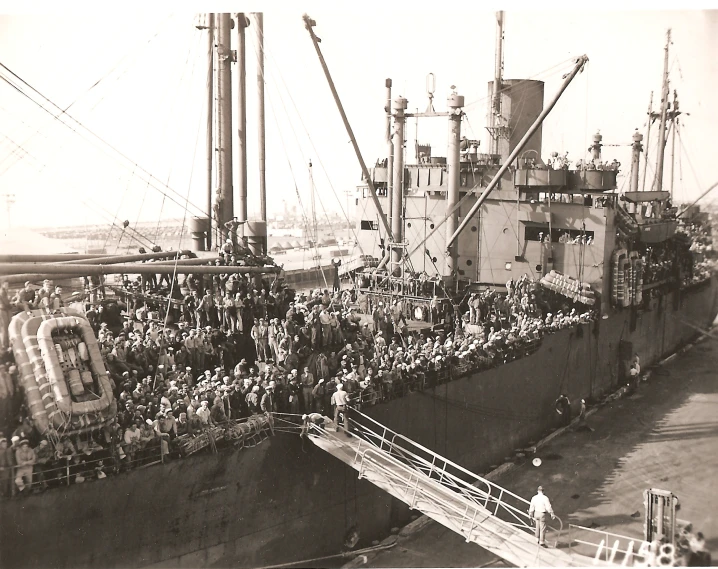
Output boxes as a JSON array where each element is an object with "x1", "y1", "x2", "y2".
[{"x1": 8, "y1": 308, "x2": 116, "y2": 435}]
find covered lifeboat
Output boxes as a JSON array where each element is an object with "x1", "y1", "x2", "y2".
[{"x1": 8, "y1": 308, "x2": 117, "y2": 435}]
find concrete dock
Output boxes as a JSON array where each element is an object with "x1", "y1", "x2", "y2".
[{"x1": 348, "y1": 333, "x2": 718, "y2": 567}]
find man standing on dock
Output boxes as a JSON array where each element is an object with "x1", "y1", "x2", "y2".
[{"x1": 528, "y1": 486, "x2": 556, "y2": 547}]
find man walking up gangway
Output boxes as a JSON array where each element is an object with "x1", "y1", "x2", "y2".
[{"x1": 304, "y1": 409, "x2": 609, "y2": 568}]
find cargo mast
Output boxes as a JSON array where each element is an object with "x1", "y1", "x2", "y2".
[
  {"x1": 654, "y1": 29, "x2": 671, "y2": 192},
  {"x1": 216, "y1": 13, "x2": 234, "y2": 244},
  {"x1": 235, "y1": 13, "x2": 250, "y2": 244},
  {"x1": 489, "y1": 11, "x2": 505, "y2": 156}
]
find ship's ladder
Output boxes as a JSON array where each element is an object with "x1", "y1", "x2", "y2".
[{"x1": 306, "y1": 409, "x2": 621, "y2": 568}]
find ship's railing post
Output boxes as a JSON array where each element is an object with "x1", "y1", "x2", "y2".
[
  {"x1": 460, "y1": 502, "x2": 470, "y2": 535},
  {"x1": 409, "y1": 472, "x2": 420, "y2": 509},
  {"x1": 605, "y1": 531, "x2": 610, "y2": 562},
  {"x1": 495, "y1": 488, "x2": 504, "y2": 516},
  {"x1": 466, "y1": 507, "x2": 479, "y2": 543},
  {"x1": 354, "y1": 437, "x2": 363, "y2": 464}
]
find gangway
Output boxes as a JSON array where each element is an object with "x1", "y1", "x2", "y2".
[{"x1": 304, "y1": 410, "x2": 656, "y2": 567}]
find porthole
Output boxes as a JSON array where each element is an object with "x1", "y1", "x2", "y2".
[
  {"x1": 466, "y1": 259, "x2": 473, "y2": 266},
  {"x1": 471, "y1": 226, "x2": 477, "y2": 232},
  {"x1": 430, "y1": 223, "x2": 435, "y2": 229}
]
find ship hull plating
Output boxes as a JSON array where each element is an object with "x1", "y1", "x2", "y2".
[{"x1": 2, "y1": 277, "x2": 716, "y2": 569}]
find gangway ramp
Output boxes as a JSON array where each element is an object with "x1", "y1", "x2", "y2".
[{"x1": 306, "y1": 411, "x2": 600, "y2": 568}]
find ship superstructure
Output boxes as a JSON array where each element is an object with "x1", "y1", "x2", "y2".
[{"x1": 351, "y1": 22, "x2": 709, "y2": 323}]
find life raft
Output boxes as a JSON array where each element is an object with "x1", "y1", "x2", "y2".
[
  {"x1": 539, "y1": 270, "x2": 596, "y2": 305},
  {"x1": 9, "y1": 311, "x2": 62, "y2": 433},
  {"x1": 8, "y1": 308, "x2": 116, "y2": 435},
  {"x1": 611, "y1": 249, "x2": 628, "y2": 307},
  {"x1": 632, "y1": 258, "x2": 644, "y2": 305}
]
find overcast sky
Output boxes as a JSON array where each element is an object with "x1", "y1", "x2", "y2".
[{"x1": 0, "y1": 2, "x2": 716, "y2": 232}]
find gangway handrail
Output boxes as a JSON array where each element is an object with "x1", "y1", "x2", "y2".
[
  {"x1": 568, "y1": 523, "x2": 651, "y2": 564},
  {"x1": 351, "y1": 408, "x2": 529, "y2": 503},
  {"x1": 312, "y1": 421, "x2": 541, "y2": 536},
  {"x1": 347, "y1": 409, "x2": 541, "y2": 530},
  {"x1": 315, "y1": 426, "x2": 535, "y2": 540},
  {"x1": 349, "y1": 421, "x2": 535, "y2": 530},
  {"x1": 359, "y1": 447, "x2": 510, "y2": 527},
  {"x1": 385, "y1": 430, "x2": 534, "y2": 524},
  {"x1": 356, "y1": 446, "x2": 510, "y2": 531},
  {"x1": 305, "y1": 420, "x2": 599, "y2": 567}
]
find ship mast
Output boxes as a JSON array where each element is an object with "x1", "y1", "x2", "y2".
[
  {"x1": 235, "y1": 13, "x2": 250, "y2": 244},
  {"x1": 216, "y1": 13, "x2": 234, "y2": 244},
  {"x1": 490, "y1": 11, "x2": 505, "y2": 156},
  {"x1": 641, "y1": 91, "x2": 653, "y2": 192},
  {"x1": 654, "y1": 29, "x2": 671, "y2": 192},
  {"x1": 255, "y1": 13, "x2": 267, "y2": 231},
  {"x1": 385, "y1": 79, "x2": 393, "y2": 227},
  {"x1": 669, "y1": 90, "x2": 679, "y2": 199},
  {"x1": 204, "y1": 15, "x2": 214, "y2": 250}
]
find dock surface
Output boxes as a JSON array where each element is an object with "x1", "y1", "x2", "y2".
[{"x1": 352, "y1": 334, "x2": 718, "y2": 567}]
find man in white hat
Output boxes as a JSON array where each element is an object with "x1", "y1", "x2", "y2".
[
  {"x1": 331, "y1": 383, "x2": 350, "y2": 433},
  {"x1": 528, "y1": 485, "x2": 556, "y2": 547}
]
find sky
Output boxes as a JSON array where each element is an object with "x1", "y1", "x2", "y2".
[{"x1": 0, "y1": 2, "x2": 717, "y2": 232}]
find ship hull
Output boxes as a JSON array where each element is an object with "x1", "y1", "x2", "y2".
[{"x1": 2, "y1": 276, "x2": 717, "y2": 569}]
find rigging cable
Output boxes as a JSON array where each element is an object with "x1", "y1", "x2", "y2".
[
  {"x1": 82, "y1": 199, "x2": 156, "y2": 249},
  {"x1": 250, "y1": 35, "x2": 356, "y2": 281},
  {"x1": 129, "y1": 26, "x2": 202, "y2": 252},
  {"x1": 0, "y1": 62, "x2": 208, "y2": 217},
  {"x1": 159, "y1": 61, "x2": 207, "y2": 345},
  {"x1": 259, "y1": 35, "x2": 368, "y2": 258},
  {"x1": 0, "y1": 14, "x2": 176, "y2": 172},
  {"x1": 0, "y1": 106, "x2": 156, "y2": 252}
]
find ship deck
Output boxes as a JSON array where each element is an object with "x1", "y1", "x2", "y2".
[{"x1": 344, "y1": 326, "x2": 718, "y2": 568}]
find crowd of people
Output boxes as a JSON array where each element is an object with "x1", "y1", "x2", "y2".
[{"x1": 0, "y1": 265, "x2": 597, "y2": 497}]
